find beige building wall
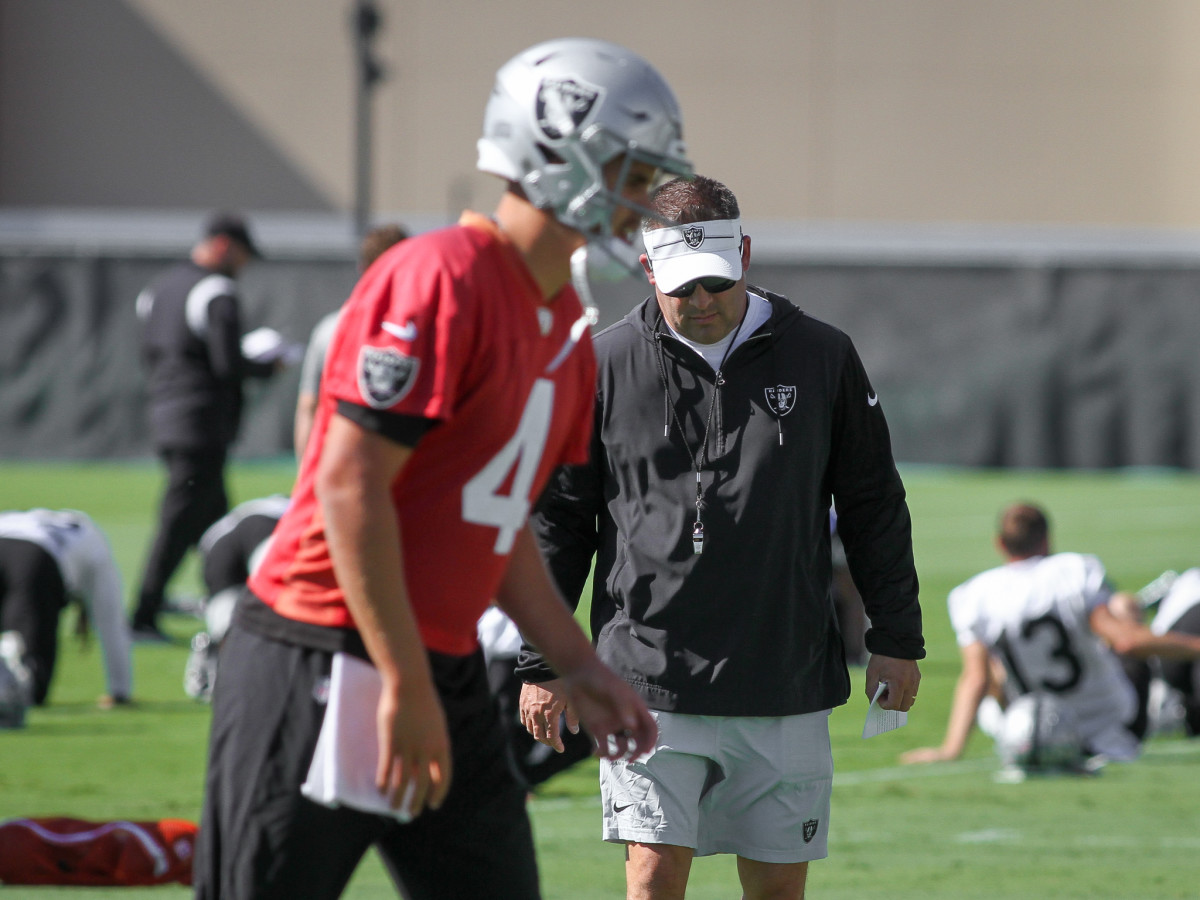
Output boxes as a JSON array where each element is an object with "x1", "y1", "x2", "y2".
[{"x1": 6, "y1": 0, "x2": 1200, "y2": 227}]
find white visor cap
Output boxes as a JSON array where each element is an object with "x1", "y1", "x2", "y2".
[{"x1": 643, "y1": 219, "x2": 743, "y2": 294}]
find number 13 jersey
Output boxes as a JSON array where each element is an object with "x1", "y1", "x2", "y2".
[
  {"x1": 948, "y1": 551, "x2": 1137, "y2": 743},
  {"x1": 250, "y1": 213, "x2": 597, "y2": 655}
]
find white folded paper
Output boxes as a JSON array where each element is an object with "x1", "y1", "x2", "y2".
[
  {"x1": 301, "y1": 652, "x2": 415, "y2": 822},
  {"x1": 862, "y1": 681, "x2": 908, "y2": 739}
]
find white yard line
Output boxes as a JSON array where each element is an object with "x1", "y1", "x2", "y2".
[{"x1": 530, "y1": 740, "x2": 1200, "y2": 812}]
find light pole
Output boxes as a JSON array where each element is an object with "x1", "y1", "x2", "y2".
[{"x1": 352, "y1": 0, "x2": 386, "y2": 239}]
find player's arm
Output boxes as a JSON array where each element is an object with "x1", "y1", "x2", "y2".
[
  {"x1": 514, "y1": 435, "x2": 605, "y2": 750},
  {"x1": 316, "y1": 412, "x2": 450, "y2": 815},
  {"x1": 82, "y1": 535, "x2": 133, "y2": 705},
  {"x1": 900, "y1": 639, "x2": 991, "y2": 764},
  {"x1": 497, "y1": 523, "x2": 655, "y2": 761},
  {"x1": 1089, "y1": 603, "x2": 1200, "y2": 660}
]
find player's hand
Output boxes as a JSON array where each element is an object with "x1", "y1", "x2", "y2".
[
  {"x1": 558, "y1": 658, "x2": 657, "y2": 762},
  {"x1": 520, "y1": 680, "x2": 577, "y2": 753},
  {"x1": 375, "y1": 676, "x2": 452, "y2": 820},
  {"x1": 899, "y1": 746, "x2": 955, "y2": 765},
  {"x1": 866, "y1": 654, "x2": 921, "y2": 712}
]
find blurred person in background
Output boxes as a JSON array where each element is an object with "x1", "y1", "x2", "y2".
[
  {"x1": 902, "y1": 502, "x2": 1200, "y2": 768},
  {"x1": 1137, "y1": 567, "x2": 1200, "y2": 737},
  {"x1": 518, "y1": 174, "x2": 923, "y2": 900},
  {"x1": 130, "y1": 213, "x2": 287, "y2": 642},
  {"x1": 183, "y1": 494, "x2": 290, "y2": 702},
  {"x1": 0, "y1": 508, "x2": 132, "y2": 712},
  {"x1": 830, "y1": 506, "x2": 869, "y2": 666},
  {"x1": 294, "y1": 223, "x2": 410, "y2": 459}
]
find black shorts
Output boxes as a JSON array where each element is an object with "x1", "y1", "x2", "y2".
[
  {"x1": 0, "y1": 537, "x2": 67, "y2": 705},
  {"x1": 194, "y1": 618, "x2": 540, "y2": 900}
]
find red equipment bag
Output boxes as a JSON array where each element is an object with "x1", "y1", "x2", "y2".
[{"x1": 0, "y1": 816, "x2": 197, "y2": 886}]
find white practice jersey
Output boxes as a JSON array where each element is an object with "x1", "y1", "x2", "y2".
[
  {"x1": 0, "y1": 509, "x2": 132, "y2": 699},
  {"x1": 948, "y1": 552, "x2": 1135, "y2": 745},
  {"x1": 1152, "y1": 567, "x2": 1200, "y2": 635}
]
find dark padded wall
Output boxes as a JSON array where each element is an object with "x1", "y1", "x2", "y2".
[
  {"x1": 3, "y1": 252, "x2": 1199, "y2": 467},
  {"x1": 750, "y1": 263, "x2": 1200, "y2": 469},
  {"x1": 0, "y1": 253, "x2": 358, "y2": 460}
]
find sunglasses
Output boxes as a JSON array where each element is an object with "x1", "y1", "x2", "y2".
[{"x1": 664, "y1": 276, "x2": 738, "y2": 299}]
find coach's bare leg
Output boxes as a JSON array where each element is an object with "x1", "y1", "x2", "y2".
[
  {"x1": 737, "y1": 857, "x2": 809, "y2": 900},
  {"x1": 626, "y1": 842, "x2": 693, "y2": 900}
]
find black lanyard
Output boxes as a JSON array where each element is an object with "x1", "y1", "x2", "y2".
[{"x1": 653, "y1": 310, "x2": 745, "y2": 555}]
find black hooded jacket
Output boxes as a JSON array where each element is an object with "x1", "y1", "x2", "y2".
[
  {"x1": 137, "y1": 262, "x2": 272, "y2": 449},
  {"x1": 516, "y1": 287, "x2": 923, "y2": 716}
]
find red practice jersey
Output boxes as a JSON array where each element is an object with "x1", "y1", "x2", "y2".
[{"x1": 250, "y1": 214, "x2": 596, "y2": 655}]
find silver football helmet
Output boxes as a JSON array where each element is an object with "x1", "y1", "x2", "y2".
[
  {"x1": 995, "y1": 692, "x2": 1086, "y2": 773},
  {"x1": 477, "y1": 38, "x2": 692, "y2": 248}
]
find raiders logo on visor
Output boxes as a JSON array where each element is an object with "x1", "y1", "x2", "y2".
[
  {"x1": 535, "y1": 77, "x2": 602, "y2": 141},
  {"x1": 358, "y1": 346, "x2": 420, "y2": 410},
  {"x1": 683, "y1": 225, "x2": 705, "y2": 249}
]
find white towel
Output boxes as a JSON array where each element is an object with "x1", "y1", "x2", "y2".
[{"x1": 300, "y1": 653, "x2": 415, "y2": 822}]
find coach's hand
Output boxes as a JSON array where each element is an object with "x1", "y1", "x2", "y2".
[
  {"x1": 377, "y1": 674, "x2": 451, "y2": 820},
  {"x1": 559, "y1": 657, "x2": 657, "y2": 762},
  {"x1": 520, "y1": 679, "x2": 576, "y2": 753},
  {"x1": 866, "y1": 654, "x2": 921, "y2": 712}
]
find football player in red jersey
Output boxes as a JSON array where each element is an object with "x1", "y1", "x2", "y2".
[{"x1": 194, "y1": 39, "x2": 692, "y2": 900}]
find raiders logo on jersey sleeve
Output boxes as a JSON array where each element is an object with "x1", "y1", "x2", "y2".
[{"x1": 358, "y1": 346, "x2": 420, "y2": 410}]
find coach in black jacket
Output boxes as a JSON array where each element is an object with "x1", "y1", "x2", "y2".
[
  {"x1": 517, "y1": 177, "x2": 923, "y2": 900},
  {"x1": 130, "y1": 214, "x2": 275, "y2": 640}
]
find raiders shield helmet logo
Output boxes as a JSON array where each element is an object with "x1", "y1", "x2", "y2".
[
  {"x1": 803, "y1": 818, "x2": 819, "y2": 843},
  {"x1": 764, "y1": 385, "x2": 797, "y2": 416},
  {"x1": 683, "y1": 225, "x2": 705, "y2": 249},
  {"x1": 358, "y1": 346, "x2": 419, "y2": 410},
  {"x1": 535, "y1": 77, "x2": 603, "y2": 142}
]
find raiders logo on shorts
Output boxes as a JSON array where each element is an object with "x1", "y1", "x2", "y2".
[{"x1": 358, "y1": 346, "x2": 419, "y2": 409}]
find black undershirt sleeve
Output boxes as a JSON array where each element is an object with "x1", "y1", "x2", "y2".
[{"x1": 335, "y1": 400, "x2": 436, "y2": 447}]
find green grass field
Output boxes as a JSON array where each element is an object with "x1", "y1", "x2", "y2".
[{"x1": 2, "y1": 461, "x2": 1199, "y2": 898}]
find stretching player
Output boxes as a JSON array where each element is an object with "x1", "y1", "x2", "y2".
[
  {"x1": 902, "y1": 503, "x2": 1200, "y2": 767},
  {"x1": 0, "y1": 508, "x2": 132, "y2": 709}
]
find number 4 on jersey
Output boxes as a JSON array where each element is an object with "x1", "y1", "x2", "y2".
[{"x1": 461, "y1": 379, "x2": 554, "y2": 554}]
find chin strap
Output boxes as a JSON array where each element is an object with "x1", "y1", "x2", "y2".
[
  {"x1": 569, "y1": 247, "x2": 600, "y2": 325},
  {"x1": 570, "y1": 239, "x2": 644, "y2": 325}
]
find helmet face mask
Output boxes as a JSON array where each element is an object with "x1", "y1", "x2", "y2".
[
  {"x1": 996, "y1": 692, "x2": 1087, "y2": 774},
  {"x1": 478, "y1": 38, "x2": 693, "y2": 245}
]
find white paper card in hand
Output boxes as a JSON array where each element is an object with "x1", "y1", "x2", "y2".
[
  {"x1": 300, "y1": 652, "x2": 415, "y2": 822},
  {"x1": 862, "y1": 681, "x2": 908, "y2": 738}
]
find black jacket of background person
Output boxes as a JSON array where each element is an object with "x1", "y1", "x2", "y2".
[
  {"x1": 136, "y1": 261, "x2": 271, "y2": 450},
  {"x1": 517, "y1": 287, "x2": 923, "y2": 717}
]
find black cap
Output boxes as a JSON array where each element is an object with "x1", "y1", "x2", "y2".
[{"x1": 204, "y1": 212, "x2": 262, "y2": 259}]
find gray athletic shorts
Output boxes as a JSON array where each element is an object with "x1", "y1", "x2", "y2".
[{"x1": 600, "y1": 709, "x2": 833, "y2": 863}]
